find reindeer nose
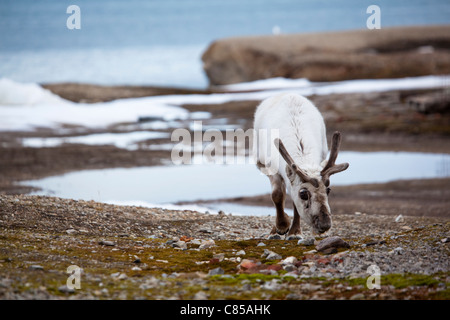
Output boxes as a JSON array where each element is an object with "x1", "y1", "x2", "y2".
[{"x1": 314, "y1": 211, "x2": 331, "y2": 233}]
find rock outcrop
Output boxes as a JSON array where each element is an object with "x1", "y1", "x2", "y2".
[{"x1": 202, "y1": 25, "x2": 450, "y2": 86}]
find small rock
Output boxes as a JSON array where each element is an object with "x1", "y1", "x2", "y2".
[
  {"x1": 208, "y1": 267, "x2": 225, "y2": 276},
  {"x1": 283, "y1": 264, "x2": 297, "y2": 272},
  {"x1": 29, "y1": 265, "x2": 44, "y2": 271},
  {"x1": 257, "y1": 242, "x2": 266, "y2": 247},
  {"x1": 286, "y1": 293, "x2": 301, "y2": 300},
  {"x1": 395, "y1": 214, "x2": 404, "y2": 223},
  {"x1": 297, "y1": 238, "x2": 315, "y2": 246},
  {"x1": 393, "y1": 247, "x2": 404, "y2": 255},
  {"x1": 172, "y1": 241, "x2": 187, "y2": 250},
  {"x1": 354, "y1": 211, "x2": 362, "y2": 215},
  {"x1": 156, "y1": 259, "x2": 169, "y2": 263},
  {"x1": 165, "y1": 239, "x2": 177, "y2": 246},
  {"x1": 66, "y1": 229, "x2": 77, "y2": 235},
  {"x1": 236, "y1": 250, "x2": 246, "y2": 256},
  {"x1": 131, "y1": 266, "x2": 142, "y2": 271},
  {"x1": 441, "y1": 237, "x2": 450, "y2": 243},
  {"x1": 316, "y1": 236, "x2": 350, "y2": 252},
  {"x1": 213, "y1": 253, "x2": 225, "y2": 262},
  {"x1": 58, "y1": 285, "x2": 75, "y2": 294},
  {"x1": 350, "y1": 293, "x2": 365, "y2": 300},
  {"x1": 133, "y1": 255, "x2": 141, "y2": 263},
  {"x1": 193, "y1": 291, "x2": 208, "y2": 300},
  {"x1": 280, "y1": 256, "x2": 297, "y2": 265},
  {"x1": 262, "y1": 249, "x2": 282, "y2": 260},
  {"x1": 304, "y1": 249, "x2": 317, "y2": 254},
  {"x1": 118, "y1": 273, "x2": 128, "y2": 280},
  {"x1": 242, "y1": 283, "x2": 252, "y2": 291},
  {"x1": 238, "y1": 259, "x2": 259, "y2": 270},
  {"x1": 99, "y1": 240, "x2": 116, "y2": 246},
  {"x1": 262, "y1": 279, "x2": 281, "y2": 291},
  {"x1": 199, "y1": 239, "x2": 215, "y2": 249}
]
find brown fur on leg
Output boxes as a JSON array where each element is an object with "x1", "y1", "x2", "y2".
[{"x1": 269, "y1": 174, "x2": 290, "y2": 235}]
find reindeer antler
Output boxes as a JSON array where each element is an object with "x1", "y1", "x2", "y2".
[
  {"x1": 321, "y1": 132, "x2": 349, "y2": 186},
  {"x1": 274, "y1": 138, "x2": 319, "y2": 188}
]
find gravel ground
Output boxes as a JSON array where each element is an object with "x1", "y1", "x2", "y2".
[{"x1": 0, "y1": 194, "x2": 448, "y2": 300}]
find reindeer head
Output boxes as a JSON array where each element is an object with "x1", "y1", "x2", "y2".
[{"x1": 274, "y1": 132, "x2": 349, "y2": 234}]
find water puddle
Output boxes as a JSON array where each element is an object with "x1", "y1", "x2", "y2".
[{"x1": 22, "y1": 151, "x2": 450, "y2": 215}]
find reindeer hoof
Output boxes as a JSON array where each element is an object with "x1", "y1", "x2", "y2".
[
  {"x1": 286, "y1": 234, "x2": 303, "y2": 241},
  {"x1": 268, "y1": 234, "x2": 282, "y2": 240}
]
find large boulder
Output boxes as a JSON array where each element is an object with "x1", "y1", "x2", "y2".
[{"x1": 202, "y1": 25, "x2": 450, "y2": 86}]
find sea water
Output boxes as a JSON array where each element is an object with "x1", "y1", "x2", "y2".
[{"x1": 1, "y1": 0, "x2": 450, "y2": 87}]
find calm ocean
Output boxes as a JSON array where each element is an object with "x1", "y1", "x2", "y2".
[{"x1": 1, "y1": 0, "x2": 449, "y2": 88}]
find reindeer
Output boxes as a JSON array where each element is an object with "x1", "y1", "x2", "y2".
[{"x1": 253, "y1": 93, "x2": 349, "y2": 239}]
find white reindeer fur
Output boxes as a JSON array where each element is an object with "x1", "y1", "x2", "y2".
[{"x1": 253, "y1": 93, "x2": 328, "y2": 191}]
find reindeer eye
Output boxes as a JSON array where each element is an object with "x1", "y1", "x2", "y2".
[
  {"x1": 326, "y1": 187, "x2": 331, "y2": 195},
  {"x1": 299, "y1": 189, "x2": 309, "y2": 201}
]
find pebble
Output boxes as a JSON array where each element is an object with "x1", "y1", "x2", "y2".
[
  {"x1": 280, "y1": 256, "x2": 297, "y2": 265},
  {"x1": 213, "y1": 253, "x2": 225, "y2": 262},
  {"x1": 316, "y1": 236, "x2": 350, "y2": 252},
  {"x1": 236, "y1": 250, "x2": 246, "y2": 256},
  {"x1": 262, "y1": 249, "x2": 282, "y2": 260},
  {"x1": 297, "y1": 238, "x2": 315, "y2": 246},
  {"x1": 58, "y1": 285, "x2": 75, "y2": 294},
  {"x1": 395, "y1": 214, "x2": 404, "y2": 223},
  {"x1": 66, "y1": 229, "x2": 77, "y2": 235},
  {"x1": 172, "y1": 241, "x2": 187, "y2": 250},
  {"x1": 199, "y1": 239, "x2": 215, "y2": 249},
  {"x1": 285, "y1": 293, "x2": 301, "y2": 300},
  {"x1": 193, "y1": 291, "x2": 208, "y2": 300},
  {"x1": 350, "y1": 293, "x2": 365, "y2": 300},
  {"x1": 190, "y1": 239, "x2": 202, "y2": 245},
  {"x1": 262, "y1": 279, "x2": 281, "y2": 291},
  {"x1": 29, "y1": 265, "x2": 44, "y2": 271},
  {"x1": 238, "y1": 259, "x2": 259, "y2": 270},
  {"x1": 208, "y1": 267, "x2": 225, "y2": 276},
  {"x1": 99, "y1": 240, "x2": 116, "y2": 246},
  {"x1": 257, "y1": 242, "x2": 266, "y2": 247},
  {"x1": 118, "y1": 273, "x2": 128, "y2": 280}
]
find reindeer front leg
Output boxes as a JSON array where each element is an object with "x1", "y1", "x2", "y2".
[
  {"x1": 286, "y1": 205, "x2": 302, "y2": 240},
  {"x1": 269, "y1": 174, "x2": 290, "y2": 237}
]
